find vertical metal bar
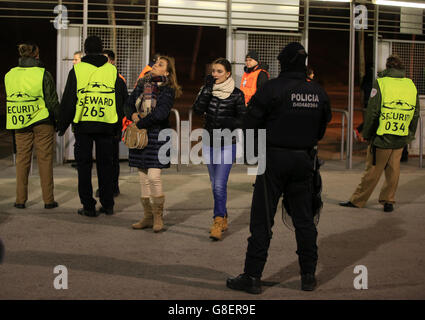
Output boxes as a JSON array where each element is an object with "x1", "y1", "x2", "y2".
[
  {"x1": 373, "y1": 5, "x2": 379, "y2": 81},
  {"x1": 83, "y1": 0, "x2": 88, "y2": 42},
  {"x1": 189, "y1": 109, "x2": 192, "y2": 134},
  {"x1": 341, "y1": 112, "x2": 345, "y2": 160},
  {"x1": 304, "y1": 0, "x2": 309, "y2": 65},
  {"x1": 226, "y1": 0, "x2": 232, "y2": 62},
  {"x1": 347, "y1": 2, "x2": 355, "y2": 169},
  {"x1": 188, "y1": 109, "x2": 192, "y2": 167},
  {"x1": 144, "y1": 0, "x2": 151, "y2": 67},
  {"x1": 171, "y1": 108, "x2": 180, "y2": 172},
  {"x1": 56, "y1": 0, "x2": 64, "y2": 165},
  {"x1": 419, "y1": 115, "x2": 423, "y2": 168}
]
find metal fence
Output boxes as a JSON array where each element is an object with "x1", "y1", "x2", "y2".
[
  {"x1": 390, "y1": 40, "x2": 425, "y2": 96},
  {"x1": 247, "y1": 32, "x2": 302, "y2": 78},
  {"x1": 81, "y1": 25, "x2": 145, "y2": 88}
]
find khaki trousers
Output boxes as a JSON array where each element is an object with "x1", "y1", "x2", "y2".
[
  {"x1": 350, "y1": 145, "x2": 403, "y2": 208},
  {"x1": 14, "y1": 123, "x2": 55, "y2": 204}
]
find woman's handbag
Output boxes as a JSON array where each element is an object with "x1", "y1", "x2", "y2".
[{"x1": 123, "y1": 123, "x2": 148, "y2": 149}]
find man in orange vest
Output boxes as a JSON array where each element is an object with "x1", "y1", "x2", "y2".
[
  {"x1": 240, "y1": 50, "x2": 269, "y2": 106},
  {"x1": 240, "y1": 51, "x2": 269, "y2": 163}
]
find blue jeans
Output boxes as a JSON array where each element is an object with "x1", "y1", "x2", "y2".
[{"x1": 203, "y1": 144, "x2": 236, "y2": 218}]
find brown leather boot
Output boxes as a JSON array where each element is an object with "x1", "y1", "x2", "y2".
[
  {"x1": 210, "y1": 216, "x2": 225, "y2": 241},
  {"x1": 151, "y1": 195, "x2": 165, "y2": 233},
  {"x1": 132, "y1": 197, "x2": 153, "y2": 229}
]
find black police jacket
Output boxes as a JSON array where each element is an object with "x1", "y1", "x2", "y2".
[{"x1": 244, "y1": 71, "x2": 332, "y2": 149}]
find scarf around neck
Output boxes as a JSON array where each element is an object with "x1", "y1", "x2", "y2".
[
  {"x1": 212, "y1": 77, "x2": 235, "y2": 100},
  {"x1": 135, "y1": 74, "x2": 167, "y2": 117}
]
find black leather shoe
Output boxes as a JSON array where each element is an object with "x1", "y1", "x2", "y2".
[
  {"x1": 301, "y1": 273, "x2": 317, "y2": 291},
  {"x1": 226, "y1": 273, "x2": 262, "y2": 294},
  {"x1": 14, "y1": 203, "x2": 25, "y2": 209},
  {"x1": 45, "y1": 201, "x2": 58, "y2": 209},
  {"x1": 99, "y1": 207, "x2": 114, "y2": 215},
  {"x1": 95, "y1": 189, "x2": 100, "y2": 198},
  {"x1": 384, "y1": 203, "x2": 394, "y2": 212},
  {"x1": 77, "y1": 208, "x2": 98, "y2": 217},
  {"x1": 339, "y1": 201, "x2": 358, "y2": 208}
]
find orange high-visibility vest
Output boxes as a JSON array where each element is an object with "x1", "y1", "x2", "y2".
[
  {"x1": 119, "y1": 73, "x2": 126, "y2": 83},
  {"x1": 240, "y1": 66, "x2": 269, "y2": 105},
  {"x1": 135, "y1": 65, "x2": 152, "y2": 87}
]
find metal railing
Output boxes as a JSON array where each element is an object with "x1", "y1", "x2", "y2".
[
  {"x1": 170, "y1": 108, "x2": 181, "y2": 172},
  {"x1": 419, "y1": 113, "x2": 423, "y2": 168},
  {"x1": 331, "y1": 108, "x2": 349, "y2": 164}
]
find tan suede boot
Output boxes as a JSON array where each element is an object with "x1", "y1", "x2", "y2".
[
  {"x1": 151, "y1": 195, "x2": 165, "y2": 233},
  {"x1": 222, "y1": 215, "x2": 228, "y2": 231},
  {"x1": 210, "y1": 216, "x2": 225, "y2": 241},
  {"x1": 132, "y1": 197, "x2": 153, "y2": 229}
]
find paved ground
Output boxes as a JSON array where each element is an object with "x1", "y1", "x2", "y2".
[{"x1": 1, "y1": 147, "x2": 425, "y2": 300}]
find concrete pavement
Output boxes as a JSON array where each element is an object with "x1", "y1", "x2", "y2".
[{"x1": 1, "y1": 150, "x2": 425, "y2": 300}]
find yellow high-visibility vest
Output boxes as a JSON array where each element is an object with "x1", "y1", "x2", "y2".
[
  {"x1": 376, "y1": 77, "x2": 417, "y2": 136},
  {"x1": 4, "y1": 67, "x2": 50, "y2": 129},
  {"x1": 73, "y1": 62, "x2": 118, "y2": 124}
]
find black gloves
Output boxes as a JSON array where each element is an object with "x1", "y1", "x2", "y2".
[{"x1": 205, "y1": 74, "x2": 216, "y2": 90}]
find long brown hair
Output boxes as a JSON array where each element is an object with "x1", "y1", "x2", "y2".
[{"x1": 159, "y1": 55, "x2": 182, "y2": 98}]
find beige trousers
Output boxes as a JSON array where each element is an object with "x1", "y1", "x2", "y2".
[
  {"x1": 350, "y1": 145, "x2": 403, "y2": 207},
  {"x1": 138, "y1": 168, "x2": 163, "y2": 197},
  {"x1": 14, "y1": 123, "x2": 55, "y2": 204}
]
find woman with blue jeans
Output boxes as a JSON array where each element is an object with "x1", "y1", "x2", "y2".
[{"x1": 193, "y1": 58, "x2": 246, "y2": 241}]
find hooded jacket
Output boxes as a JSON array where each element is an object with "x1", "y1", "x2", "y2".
[
  {"x1": 9, "y1": 57, "x2": 60, "y2": 130},
  {"x1": 362, "y1": 68, "x2": 420, "y2": 149},
  {"x1": 58, "y1": 54, "x2": 127, "y2": 136}
]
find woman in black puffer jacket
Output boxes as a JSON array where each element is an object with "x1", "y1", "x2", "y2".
[
  {"x1": 125, "y1": 56, "x2": 181, "y2": 233},
  {"x1": 192, "y1": 58, "x2": 246, "y2": 241}
]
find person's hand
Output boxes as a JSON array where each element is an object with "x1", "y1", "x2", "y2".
[
  {"x1": 131, "y1": 112, "x2": 139, "y2": 123},
  {"x1": 205, "y1": 74, "x2": 215, "y2": 90}
]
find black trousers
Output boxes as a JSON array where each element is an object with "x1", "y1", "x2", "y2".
[
  {"x1": 74, "y1": 133, "x2": 114, "y2": 210},
  {"x1": 244, "y1": 148, "x2": 318, "y2": 278},
  {"x1": 112, "y1": 137, "x2": 120, "y2": 193}
]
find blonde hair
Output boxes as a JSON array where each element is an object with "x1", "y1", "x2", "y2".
[
  {"x1": 18, "y1": 43, "x2": 39, "y2": 58},
  {"x1": 159, "y1": 55, "x2": 182, "y2": 98}
]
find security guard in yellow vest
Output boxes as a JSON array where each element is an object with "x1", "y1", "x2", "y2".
[
  {"x1": 340, "y1": 55, "x2": 420, "y2": 212},
  {"x1": 58, "y1": 36, "x2": 126, "y2": 217},
  {"x1": 4, "y1": 42, "x2": 59, "y2": 209}
]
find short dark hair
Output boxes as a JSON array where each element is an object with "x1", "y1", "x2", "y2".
[
  {"x1": 386, "y1": 55, "x2": 404, "y2": 70},
  {"x1": 212, "y1": 57, "x2": 232, "y2": 75},
  {"x1": 103, "y1": 49, "x2": 115, "y2": 60},
  {"x1": 84, "y1": 36, "x2": 103, "y2": 54}
]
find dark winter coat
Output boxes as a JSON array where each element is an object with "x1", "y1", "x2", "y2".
[
  {"x1": 124, "y1": 81, "x2": 175, "y2": 169},
  {"x1": 192, "y1": 83, "x2": 246, "y2": 147}
]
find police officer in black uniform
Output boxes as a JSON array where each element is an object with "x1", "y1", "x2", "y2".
[{"x1": 226, "y1": 42, "x2": 332, "y2": 293}]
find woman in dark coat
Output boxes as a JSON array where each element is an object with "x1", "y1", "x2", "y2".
[
  {"x1": 192, "y1": 58, "x2": 246, "y2": 241},
  {"x1": 125, "y1": 56, "x2": 181, "y2": 232}
]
